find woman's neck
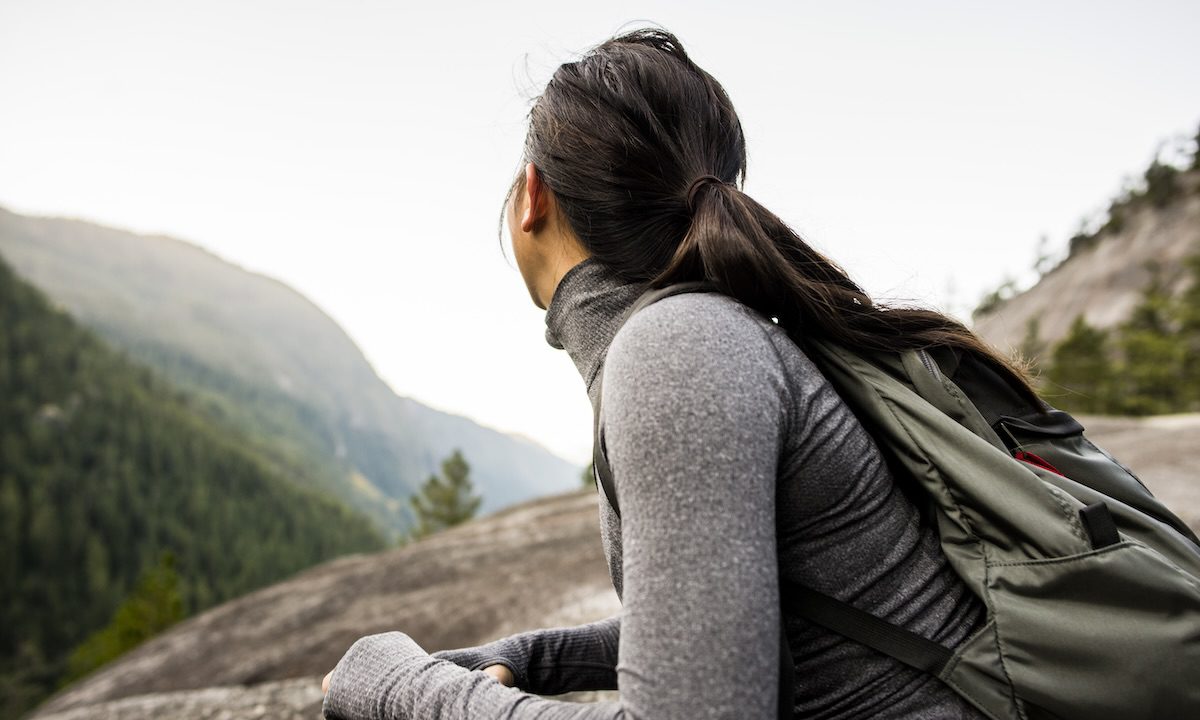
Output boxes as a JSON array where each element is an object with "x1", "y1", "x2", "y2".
[{"x1": 544, "y1": 257, "x2": 650, "y2": 404}]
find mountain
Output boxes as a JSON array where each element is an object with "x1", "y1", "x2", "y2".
[
  {"x1": 0, "y1": 205, "x2": 581, "y2": 534},
  {"x1": 0, "y1": 256, "x2": 385, "y2": 718},
  {"x1": 972, "y1": 167, "x2": 1200, "y2": 354},
  {"x1": 29, "y1": 415, "x2": 1200, "y2": 720}
]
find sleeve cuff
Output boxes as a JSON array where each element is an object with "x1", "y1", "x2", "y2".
[
  {"x1": 322, "y1": 632, "x2": 425, "y2": 720},
  {"x1": 431, "y1": 641, "x2": 529, "y2": 689}
]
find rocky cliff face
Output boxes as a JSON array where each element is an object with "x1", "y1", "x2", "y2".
[
  {"x1": 30, "y1": 418, "x2": 1200, "y2": 720},
  {"x1": 972, "y1": 169, "x2": 1200, "y2": 354}
]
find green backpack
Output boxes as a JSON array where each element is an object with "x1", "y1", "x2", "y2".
[{"x1": 591, "y1": 281, "x2": 1200, "y2": 720}]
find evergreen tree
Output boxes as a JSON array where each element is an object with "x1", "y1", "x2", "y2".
[
  {"x1": 1173, "y1": 250, "x2": 1200, "y2": 409},
  {"x1": 409, "y1": 449, "x2": 481, "y2": 539},
  {"x1": 1047, "y1": 315, "x2": 1114, "y2": 414},
  {"x1": 1143, "y1": 158, "x2": 1180, "y2": 208},
  {"x1": 581, "y1": 461, "x2": 596, "y2": 488},
  {"x1": 1192, "y1": 123, "x2": 1200, "y2": 170},
  {"x1": 1111, "y1": 264, "x2": 1186, "y2": 415}
]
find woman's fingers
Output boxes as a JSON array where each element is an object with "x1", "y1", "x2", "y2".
[
  {"x1": 482, "y1": 664, "x2": 515, "y2": 686},
  {"x1": 322, "y1": 670, "x2": 333, "y2": 695}
]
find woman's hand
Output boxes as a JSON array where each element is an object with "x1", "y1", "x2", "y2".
[{"x1": 482, "y1": 663, "x2": 515, "y2": 686}]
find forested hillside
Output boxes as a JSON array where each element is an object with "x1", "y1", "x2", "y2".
[
  {"x1": 0, "y1": 206, "x2": 580, "y2": 535},
  {"x1": 0, "y1": 258, "x2": 385, "y2": 717}
]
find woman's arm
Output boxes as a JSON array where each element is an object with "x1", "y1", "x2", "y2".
[
  {"x1": 323, "y1": 294, "x2": 790, "y2": 719},
  {"x1": 430, "y1": 614, "x2": 620, "y2": 694},
  {"x1": 596, "y1": 295, "x2": 791, "y2": 717}
]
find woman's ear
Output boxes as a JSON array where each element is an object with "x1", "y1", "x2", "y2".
[{"x1": 521, "y1": 162, "x2": 548, "y2": 233}]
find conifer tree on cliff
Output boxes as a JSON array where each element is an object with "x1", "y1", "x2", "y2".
[
  {"x1": 1047, "y1": 314, "x2": 1114, "y2": 414},
  {"x1": 409, "y1": 449, "x2": 482, "y2": 540},
  {"x1": 1175, "y1": 250, "x2": 1200, "y2": 410},
  {"x1": 1112, "y1": 263, "x2": 1187, "y2": 415},
  {"x1": 1192, "y1": 122, "x2": 1200, "y2": 170}
]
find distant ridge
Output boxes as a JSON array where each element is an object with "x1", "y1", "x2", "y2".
[
  {"x1": 972, "y1": 168, "x2": 1200, "y2": 354},
  {"x1": 0, "y1": 205, "x2": 581, "y2": 534}
]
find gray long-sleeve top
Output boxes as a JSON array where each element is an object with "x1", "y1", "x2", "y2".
[{"x1": 322, "y1": 257, "x2": 990, "y2": 720}]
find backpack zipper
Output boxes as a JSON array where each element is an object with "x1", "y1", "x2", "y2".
[{"x1": 917, "y1": 348, "x2": 941, "y2": 381}]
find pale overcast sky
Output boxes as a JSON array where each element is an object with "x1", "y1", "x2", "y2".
[{"x1": 2, "y1": 0, "x2": 1197, "y2": 465}]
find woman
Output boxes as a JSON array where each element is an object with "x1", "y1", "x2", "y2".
[{"x1": 321, "y1": 27, "x2": 1041, "y2": 720}]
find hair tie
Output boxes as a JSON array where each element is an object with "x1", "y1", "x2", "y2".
[{"x1": 685, "y1": 174, "x2": 725, "y2": 212}]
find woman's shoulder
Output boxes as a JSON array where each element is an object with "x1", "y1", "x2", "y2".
[
  {"x1": 610, "y1": 290, "x2": 778, "y2": 357},
  {"x1": 603, "y1": 290, "x2": 795, "y2": 404},
  {"x1": 610, "y1": 289, "x2": 796, "y2": 365}
]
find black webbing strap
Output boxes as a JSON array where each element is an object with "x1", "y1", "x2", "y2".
[
  {"x1": 781, "y1": 582, "x2": 954, "y2": 677},
  {"x1": 1079, "y1": 501, "x2": 1120, "y2": 549},
  {"x1": 591, "y1": 366, "x2": 618, "y2": 514},
  {"x1": 777, "y1": 615, "x2": 795, "y2": 718}
]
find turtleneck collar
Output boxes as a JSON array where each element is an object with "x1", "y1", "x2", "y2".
[{"x1": 544, "y1": 257, "x2": 651, "y2": 404}]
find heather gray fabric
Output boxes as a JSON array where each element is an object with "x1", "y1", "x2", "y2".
[{"x1": 322, "y1": 257, "x2": 989, "y2": 720}]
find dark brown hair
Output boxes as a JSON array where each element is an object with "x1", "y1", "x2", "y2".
[{"x1": 508, "y1": 27, "x2": 1044, "y2": 409}]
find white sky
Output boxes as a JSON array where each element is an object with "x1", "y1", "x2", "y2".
[{"x1": 2, "y1": 0, "x2": 1198, "y2": 465}]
